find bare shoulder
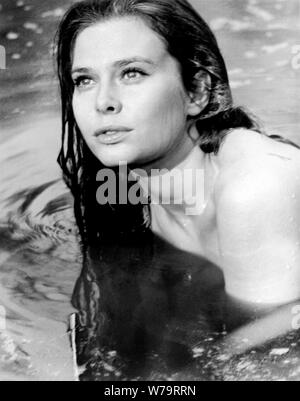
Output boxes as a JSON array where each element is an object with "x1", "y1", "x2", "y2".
[
  {"x1": 215, "y1": 129, "x2": 300, "y2": 205},
  {"x1": 218, "y1": 128, "x2": 300, "y2": 167},
  {"x1": 212, "y1": 129, "x2": 300, "y2": 304}
]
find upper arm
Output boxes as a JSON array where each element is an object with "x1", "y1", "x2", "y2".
[{"x1": 215, "y1": 157, "x2": 300, "y2": 305}]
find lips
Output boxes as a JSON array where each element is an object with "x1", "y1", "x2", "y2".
[
  {"x1": 95, "y1": 129, "x2": 132, "y2": 145},
  {"x1": 95, "y1": 126, "x2": 133, "y2": 137}
]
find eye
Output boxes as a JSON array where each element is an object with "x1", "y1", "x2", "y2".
[
  {"x1": 73, "y1": 76, "x2": 94, "y2": 88},
  {"x1": 121, "y1": 67, "x2": 147, "y2": 80}
]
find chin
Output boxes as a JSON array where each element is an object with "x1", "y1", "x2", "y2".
[{"x1": 95, "y1": 146, "x2": 137, "y2": 168}]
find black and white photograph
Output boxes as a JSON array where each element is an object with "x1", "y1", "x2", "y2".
[{"x1": 0, "y1": 0, "x2": 300, "y2": 383}]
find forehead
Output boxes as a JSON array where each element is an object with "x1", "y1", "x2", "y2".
[{"x1": 72, "y1": 17, "x2": 168, "y2": 67}]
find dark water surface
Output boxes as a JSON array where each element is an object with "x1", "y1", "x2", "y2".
[{"x1": 0, "y1": 0, "x2": 300, "y2": 381}]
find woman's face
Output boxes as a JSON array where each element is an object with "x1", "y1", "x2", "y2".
[{"x1": 71, "y1": 17, "x2": 199, "y2": 170}]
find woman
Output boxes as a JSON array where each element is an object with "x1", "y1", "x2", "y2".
[{"x1": 56, "y1": 0, "x2": 300, "y2": 306}]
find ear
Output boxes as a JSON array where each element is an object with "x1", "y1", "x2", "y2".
[{"x1": 186, "y1": 70, "x2": 212, "y2": 117}]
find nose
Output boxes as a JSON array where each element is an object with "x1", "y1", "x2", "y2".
[{"x1": 95, "y1": 82, "x2": 122, "y2": 115}]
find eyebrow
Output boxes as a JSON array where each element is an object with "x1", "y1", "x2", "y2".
[{"x1": 71, "y1": 57, "x2": 156, "y2": 75}]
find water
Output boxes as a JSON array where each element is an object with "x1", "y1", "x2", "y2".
[
  {"x1": 70, "y1": 239, "x2": 300, "y2": 381},
  {"x1": 0, "y1": 0, "x2": 300, "y2": 381}
]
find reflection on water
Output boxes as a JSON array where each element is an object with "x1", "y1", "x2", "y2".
[
  {"x1": 71, "y1": 236, "x2": 300, "y2": 381},
  {"x1": 0, "y1": 0, "x2": 300, "y2": 381},
  {"x1": 72, "y1": 236, "x2": 225, "y2": 381},
  {"x1": 0, "y1": 179, "x2": 80, "y2": 380},
  {"x1": 0, "y1": 117, "x2": 82, "y2": 379}
]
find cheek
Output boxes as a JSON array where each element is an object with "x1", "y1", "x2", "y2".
[
  {"x1": 136, "y1": 83, "x2": 187, "y2": 132},
  {"x1": 72, "y1": 95, "x2": 86, "y2": 125},
  {"x1": 72, "y1": 95, "x2": 94, "y2": 140},
  {"x1": 72, "y1": 96, "x2": 82, "y2": 126}
]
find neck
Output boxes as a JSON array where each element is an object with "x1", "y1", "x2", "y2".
[{"x1": 130, "y1": 143, "x2": 206, "y2": 217}]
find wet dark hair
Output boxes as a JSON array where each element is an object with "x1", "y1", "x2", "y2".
[{"x1": 55, "y1": 0, "x2": 299, "y2": 253}]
